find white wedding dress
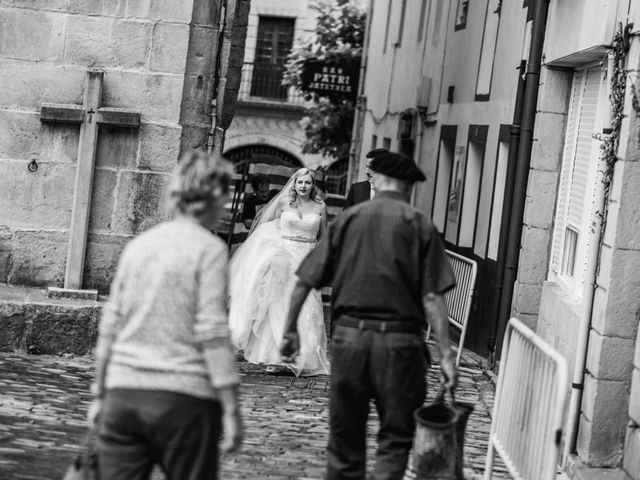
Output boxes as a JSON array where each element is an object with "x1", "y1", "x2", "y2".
[{"x1": 229, "y1": 209, "x2": 330, "y2": 376}]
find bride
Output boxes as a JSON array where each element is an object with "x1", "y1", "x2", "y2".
[{"x1": 229, "y1": 168, "x2": 330, "y2": 376}]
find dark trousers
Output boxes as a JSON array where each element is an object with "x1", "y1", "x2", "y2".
[
  {"x1": 98, "y1": 389, "x2": 222, "y2": 480},
  {"x1": 327, "y1": 324, "x2": 427, "y2": 480}
]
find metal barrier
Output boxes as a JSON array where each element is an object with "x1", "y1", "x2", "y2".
[
  {"x1": 484, "y1": 317, "x2": 569, "y2": 480},
  {"x1": 426, "y1": 249, "x2": 477, "y2": 366}
]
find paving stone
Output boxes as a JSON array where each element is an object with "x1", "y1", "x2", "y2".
[{"x1": 0, "y1": 351, "x2": 509, "y2": 480}]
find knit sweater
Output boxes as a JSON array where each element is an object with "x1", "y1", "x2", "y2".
[{"x1": 96, "y1": 217, "x2": 239, "y2": 400}]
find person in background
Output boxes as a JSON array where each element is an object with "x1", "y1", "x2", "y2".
[
  {"x1": 343, "y1": 148, "x2": 388, "y2": 208},
  {"x1": 89, "y1": 149, "x2": 242, "y2": 480},
  {"x1": 282, "y1": 152, "x2": 458, "y2": 480},
  {"x1": 242, "y1": 173, "x2": 279, "y2": 229}
]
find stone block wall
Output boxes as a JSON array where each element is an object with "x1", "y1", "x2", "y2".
[
  {"x1": 0, "y1": 0, "x2": 201, "y2": 292},
  {"x1": 512, "y1": 67, "x2": 571, "y2": 330}
]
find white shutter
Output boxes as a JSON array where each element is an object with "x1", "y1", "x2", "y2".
[
  {"x1": 550, "y1": 67, "x2": 602, "y2": 280},
  {"x1": 567, "y1": 68, "x2": 600, "y2": 228},
  {"x1": 550, "y1": 73, "x2": 581, "y2": 272}
]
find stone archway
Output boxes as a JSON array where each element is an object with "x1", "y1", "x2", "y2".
[{"x1": 224, "y1": 144, "x2": 303, "y2": 174}]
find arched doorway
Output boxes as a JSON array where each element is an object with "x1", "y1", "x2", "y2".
[{"x1": 225, "y1": 144, "x2": 303, "y2": 174}]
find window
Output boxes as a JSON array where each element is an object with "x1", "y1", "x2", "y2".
[
  {"x1": 396, "y1": 0, "x2": 408, "y2": 46},
  {"x1": 382, "y1": 137, "x2": 392, "y2": 150},
  {"x1": 250, "y1": 17, "x2": 295, "y2": 99},
  {"x1": 432, "y1": 126, "x2": 457, "y2": 232},
  {"x1": 455, "y1": 0, "x2": 468, "y2": 30},
  {"x1": 486, "y1": 126, "x2": 510, "y2": 260},
  {"x1": 475, "y1": 0, "x2": 501, "y2": 100},
  {"x1": 460, "y1": 125, "x2": 487, "y2": 249},
  {"x1": 445, "y1": 145, "x2": 466, "y2": 244},
  {"x1": 371, "y1": 134, "x2": 378, "y2": 151},
  {"x1": 550, "y1": 66, "x2": 604, "y2": 296},
  {"x1": 417, "y1": 0, "x2": 429, "y2": 42},
  {"x1": 383, "y1": 0, "x2": 393, "y2": 53}
]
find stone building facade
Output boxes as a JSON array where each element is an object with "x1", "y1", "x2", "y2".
[
  {"x1": 511, "y1": 1, "x2": 640, "y2": 477},
  {"x1": 0, "y1": 1, "x2": 247, "y2": 293},
  {"x1": 224, "y1": 0, "x2": 326, "y2": 172}
]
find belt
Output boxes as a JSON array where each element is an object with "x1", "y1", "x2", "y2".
[
  {"x1": 281, "y1": 235, "x2": 316, "y2": 243},
  {"x1": 337, "y1": 316, "x2": 423, "y2": 334}
]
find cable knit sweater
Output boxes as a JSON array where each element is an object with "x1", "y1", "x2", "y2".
[{"x1": 95, "y1": 217, "x2": 239, "y2": 400}]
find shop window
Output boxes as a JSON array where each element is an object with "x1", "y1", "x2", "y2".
[
  {"x1": 432, "y1": 126, "x2": 456, "y2": 232},
  {"x1": 460, "y1": 125, "x2": 487, "y2": 249},
  {"x1": 486, "y1": 127, "x2": 509, "y2": 260}
]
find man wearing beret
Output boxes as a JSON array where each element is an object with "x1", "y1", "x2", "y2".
[
  {"x1": 281, "y1": 151, "x2": 458, "y2": 480},
  {"x1": 344, "y1": 148, "x2": 388, "y2": 208}
]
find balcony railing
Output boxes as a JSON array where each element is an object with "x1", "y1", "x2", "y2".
[{"x1": 238, "y1": 62, "x2": 306, "y2": 106}]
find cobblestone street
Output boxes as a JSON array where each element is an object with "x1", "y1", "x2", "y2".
[{"x1": 0, "y1": 351, "x2": 507, "y2": 480}]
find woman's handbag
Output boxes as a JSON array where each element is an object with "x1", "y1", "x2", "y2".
[
  {"x1": 62, "y1": 430, "x2": 99, "y2": 480},
  {"x1": 412, "y1": 387, "x2": 474, "y2": 480}
]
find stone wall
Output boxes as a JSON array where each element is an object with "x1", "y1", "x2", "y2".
[
  {"x1": 511, "y1": 67, "x2": 571, "y2": 331},
  {"x1": 0, "y1": 1, "x2": 201, "y2": 292}
]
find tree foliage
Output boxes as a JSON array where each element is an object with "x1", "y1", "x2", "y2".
[{"x1": 284, "y1": 0, "x2": 366, "y2": 162}]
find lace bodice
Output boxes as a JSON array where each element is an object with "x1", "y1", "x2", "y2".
[{"x1": 280, "y1": 210, "x2": 321, "y2": 242}]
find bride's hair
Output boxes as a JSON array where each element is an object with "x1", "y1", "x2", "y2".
[{"x1": 287, "y1": 168, "x2": 323, "y2": 207}]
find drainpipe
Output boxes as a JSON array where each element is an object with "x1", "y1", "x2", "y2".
[
  {"x1": 495, "y1": 0, "x2": 549, "y2": 354},
  {"x1": 348, "y1": 0, "x2": 374, "y2": 186},
  {"x1": 563, "y1": 51, "x2": 614, "y2": 461},
  {"x1": 488, "y1": 58, "x2": 526, "y2": 363},
  {"x1": 207, "y1": 0, "x2": 228, "y2": 154}
]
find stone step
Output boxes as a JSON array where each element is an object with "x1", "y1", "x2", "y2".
[
  {"x1": 0, "y1": 285, "x2": 101, "y2": 355},
  {"x1": 0, "y1": 285, "x2": 334, "y2": 356}
]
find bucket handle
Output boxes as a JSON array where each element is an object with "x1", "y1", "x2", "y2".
[{"x1": 435, "y1": 384, "x2": 457, "y2": 408}]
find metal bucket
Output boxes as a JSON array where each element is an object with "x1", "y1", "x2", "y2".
[
  {"x1": 453, "y1": 402, "x2": 474, "y2": 480},
  {"x1": 413, "y1": 401, "x2": 459, "y2": 479}
]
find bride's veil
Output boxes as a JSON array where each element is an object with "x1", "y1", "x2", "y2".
[{"x1": 246, "y1": 174, "x2": 297, "y2": 237}]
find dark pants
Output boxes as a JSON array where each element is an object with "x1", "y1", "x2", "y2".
[
  {"x1": 98, "y1": 389, "x2": 222, "y2": 480},
  {"x1": 327, "y1": 323, "x2": 427, "y2": 480}
]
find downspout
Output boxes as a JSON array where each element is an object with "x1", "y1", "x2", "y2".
[
  {"x1": 207, "y1": 0, "x2": 228, "y2": 153},
  {"x1": 488, "y1": 58, "x2": 526, "y2": 363},
  {"x1": 495, "y1": 0, "x2": 549, "y2": 354},
  {"x1": 348, "y1": 0, "x2": 374, "y2": 186}
]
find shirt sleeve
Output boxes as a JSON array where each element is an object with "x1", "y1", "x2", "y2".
[
  {"x1": 195, "y1": 242, "x2": 240, "y2": 389},
  {"x1": 421, "y1": 222, "x2": 456, "y2": 295},
  {"x1": 296, "y1": 224, "x2": 335, "y2": 288}
]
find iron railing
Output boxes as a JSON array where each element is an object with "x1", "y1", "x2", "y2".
[{"x1": 238, "y1": 62, "x2": 305, "y2": 105}]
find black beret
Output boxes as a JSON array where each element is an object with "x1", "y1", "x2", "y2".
[
  {"x1": 365, "y1": 148, "x2": 389, "y2": 158},
  {"x1": 370, "y1": 152, "x2": 426, "y2": 182}
]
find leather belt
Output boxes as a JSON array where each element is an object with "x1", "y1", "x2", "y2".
[{"x1": 337, "y1": 316, "x2": 423, "y2": 334}]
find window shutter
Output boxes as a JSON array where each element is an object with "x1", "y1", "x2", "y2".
[
  {"x1": 550, "y1": 67, "x2": 601, "y2": 275},
  {"x1": 567, "y1": 68, "x2": 600, "y2": 229}
]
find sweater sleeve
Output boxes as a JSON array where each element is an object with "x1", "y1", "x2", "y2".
[{"x1": 195, "y1": 242, "x2": 240, "y2": 389}]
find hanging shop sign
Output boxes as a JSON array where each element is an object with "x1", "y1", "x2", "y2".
[{"x1": 300, "y1": 59, "x2": 360, "y2": 100}]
